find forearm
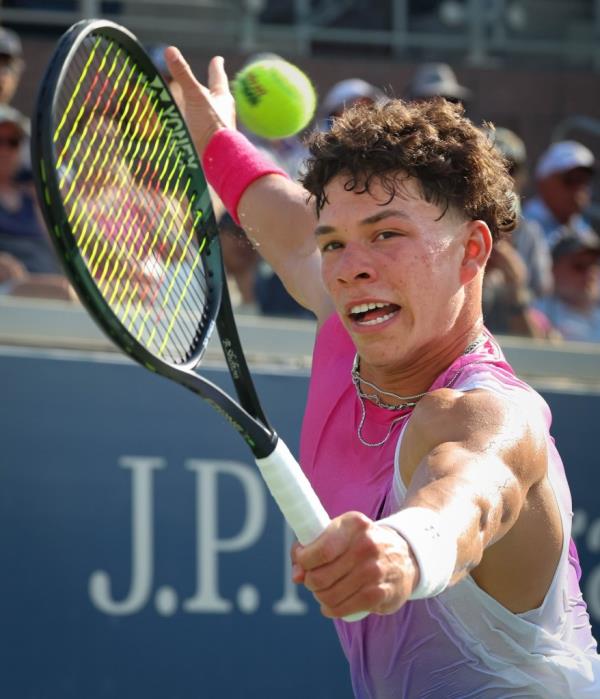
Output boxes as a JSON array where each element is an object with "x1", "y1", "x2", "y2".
[
  {"x1": 238, "y1": 174, "x2": 331, "y2": 314},
  {"x1": 202, "y1": 129, "x2": 330, "y2": 316},
  {"x1": 385, "y1": 450, "x2": 524, "y2": 596}
]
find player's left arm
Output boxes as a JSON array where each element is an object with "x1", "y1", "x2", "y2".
[
  {"x1": 293, "y1": 387, "x2": 554, "y2": 618},
  {"x1": 397, "y1": 387, "x2": 550, "y2": 584}
]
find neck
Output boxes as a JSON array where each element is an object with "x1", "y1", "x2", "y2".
[{"x1": 356, "y1": 322, "x2": 484, "y2": 406}]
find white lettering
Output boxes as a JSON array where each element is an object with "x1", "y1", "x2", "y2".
[
  {"x1": 89, "y1": 456, "x2": 165, "y2": 615},
  {"x1": 183, "y1": 460, "x2": 266, "y2": 613}
]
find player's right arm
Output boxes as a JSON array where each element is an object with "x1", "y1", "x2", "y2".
[{"x1": 165, "y1": 50, "x2": 333, "y2": 322}]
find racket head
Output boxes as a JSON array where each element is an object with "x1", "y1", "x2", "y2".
[{"x1": 32, "y1": 19, "x2": 222, "y2": 373}]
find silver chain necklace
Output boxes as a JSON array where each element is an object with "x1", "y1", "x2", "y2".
[{"x1": 352, "y1": 335, "x2": 485, "y2": 448}]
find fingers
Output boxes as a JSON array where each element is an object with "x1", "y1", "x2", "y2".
[
  {"x1": 296, "y1": 511, "x2": 371, "y2": 571},
  {"x1": 162, "y1": 48, "x2": 236, "y2": 153},
  {"x1": 290, "y1": 541, "x2": 305, "y2": 583},
  {"x1": 292, "y1": 538, "x2": 376, "y2": 617},
  {"x1": 291, "y1": 513, "x2": 417, "y2": 619},
  {"x1": 300, "y1": 542, "x2": 400, "y2": 618},
  {"x1": 207, "y1": 55, "x2": 230, "y2": 95},
  {"x1": 164, "y1": 46, "x2": 202, "y2": 94},
  {"x1": 165, "y1": 49, "x2": 230, "y2": 98}
]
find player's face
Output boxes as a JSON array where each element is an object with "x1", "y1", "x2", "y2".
[{"x1": 316, "y1": 175, "x2": 484, "y2": 374}]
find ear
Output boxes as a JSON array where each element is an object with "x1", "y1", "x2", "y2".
[{"x1": 459, "y1": 220, "x2": 493, "y2": 285}]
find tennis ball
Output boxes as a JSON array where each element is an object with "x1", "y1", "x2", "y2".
[{"x1": 232, "y1": 58, "x2": 316, "y2": 140}]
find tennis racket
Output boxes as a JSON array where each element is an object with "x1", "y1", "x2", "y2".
[{"x1": 32, "y1": 19, "x2": 366, "y2": 622}]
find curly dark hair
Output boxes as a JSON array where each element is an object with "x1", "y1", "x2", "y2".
[{"x1": 300, "y1": 98, "x2": 518, "y2": 240}]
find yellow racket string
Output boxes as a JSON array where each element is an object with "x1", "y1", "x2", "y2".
[
  {"x1": 59, "y1": 54, "x2": 133, "y2": 197},
  {"x1": 60, "y1": 58, "x2": 172, "y2": 284},
  {"x1": 54, "y1": 35, "x2": 209, "y2": 362},
  {"x1": 54, "y1": 36, "x2": 103, "y2": 148},
  {"x1": 65, "y1": 68, "x2": 146, "y2": 263},
  {"x1": 157, "y1": 213, "x2": 207, "y2": 357}
]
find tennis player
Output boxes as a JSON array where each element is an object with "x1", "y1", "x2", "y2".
[{"x1": 165, "y1": 49, "x2": 600, "y2": 697}]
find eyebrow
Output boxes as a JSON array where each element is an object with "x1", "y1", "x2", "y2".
[{"x1": 314, "y1": 208, "x2": 411, "y2": 236}]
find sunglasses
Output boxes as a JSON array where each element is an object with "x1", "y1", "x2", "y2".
[
  {"x1": 570, "y1": 260, "x2": 600, "y2": 273},
  {"x1": 560, "y1": 170, "x2": 593, "y2": 188}
]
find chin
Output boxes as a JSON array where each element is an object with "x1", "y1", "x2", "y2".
[{"x1": 353, "y1": 334, "x2": 410, "y2": 366}]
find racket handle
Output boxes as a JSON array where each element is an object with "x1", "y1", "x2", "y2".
[{"x1": 255, "y1": 438, "x2": 368, "y2": 623}]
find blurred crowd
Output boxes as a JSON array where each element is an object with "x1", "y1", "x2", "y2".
[{"x1": 2, "y1": 25, "x2": 600, "y2": 344}]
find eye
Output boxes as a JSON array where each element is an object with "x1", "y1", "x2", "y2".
[
  {"x1": 321, "y1": 240, "x2": 344, "y2": 253},
  {"x1": 375, "y1": 229, "x2": 402, "y2": 241}
]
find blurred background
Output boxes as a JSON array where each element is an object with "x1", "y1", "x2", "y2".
[{"x1": 2, "y1": 2, "x2": 600, "y2": 697}]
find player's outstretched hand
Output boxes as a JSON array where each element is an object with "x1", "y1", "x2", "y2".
[
  {"x1": 164, "y1": 48, "x2": 236, "y2": 155},
  {"x1": 291, "y1": 511, "x2": 420, "y2": 619}
]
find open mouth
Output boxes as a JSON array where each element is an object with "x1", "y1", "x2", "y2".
[{"x1": 349, "y1": 302, "x2": 400, "y2": 326}]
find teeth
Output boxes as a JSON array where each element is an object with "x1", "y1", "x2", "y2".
[
  {"x1": 350, "y1": 302, "x2": 388, "y2": 315},
  {"x1": 357, "y1": 311, "x2": 396, "y2": 326}
]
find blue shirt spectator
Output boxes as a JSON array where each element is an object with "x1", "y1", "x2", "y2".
[
  {"x1": 523, "y1": 140, "x2": 596, "y2": 248},
  {"x1": 534, "y1": 229, "x2": 600, "y2": 342}
]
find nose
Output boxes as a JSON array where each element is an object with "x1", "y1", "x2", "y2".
[{"x1": 334, "y1": 242, "x2": 378, "y2": 285}]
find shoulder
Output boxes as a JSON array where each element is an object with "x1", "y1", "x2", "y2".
[
  {"x1": 400, "y1": 386, "x2": 548, "y2": 486},
  {"x1": 410, "y1": 387, "x2": 519, "y2": 442}
]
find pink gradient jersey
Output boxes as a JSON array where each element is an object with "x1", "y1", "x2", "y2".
[{"x1": 300, "y1": 314, "x2": 600, "y2": 699}]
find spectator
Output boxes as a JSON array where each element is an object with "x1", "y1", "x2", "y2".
[
  {"x1": 0, "y1": 26, "x2": 30, "y2": 181},
  {"x1": 483, "y1": 238, "x2": 553, "y2": 338},
  {"x1": 0, "y1": 250, "x2": 74, "y2": 300},
  {"x1": 534, "y1": 228, "x2": 600, "y2": 342},
  {"x1": 404, "y1": 62, "x2": 470, "y2": 107},
  {"x1": 320, "y1": 78, "x2": 387, "y2": 131},
  {"x1": 0, "y1": 26, "x2": 24, "y2": 105},
  {"x1": 481, "y1": 126, "x2": 554, "y2": 338},
  {"x1": 486, "y1": 126, "x2": 553, "y2": 299},
  {"x1": 0, "y1": 33, "x2": 72, "y2": 300},
  {"x1": 218, "y1": 212, "x2": 259, "y2": 314},
  {"x1": 0, "y1": 105, "x2": 63, "y2": 276},
  {"x1": 523, "y1": 140, "x2": 596, "y2": 247}
]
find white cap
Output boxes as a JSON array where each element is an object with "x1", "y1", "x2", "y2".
[
  {"x1": 321, "y1": 78, "x2": 386, "y2": 116},
  {"x1": 406, "y1": 63, "x2": 470, "y2": 101},
  {"x1": 535, "y1": 140, "x2": 595, "y2": 180}
]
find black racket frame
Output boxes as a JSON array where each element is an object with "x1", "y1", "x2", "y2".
[{"x1": 31, "y1": 19, "x2": 278, "y2": 458}]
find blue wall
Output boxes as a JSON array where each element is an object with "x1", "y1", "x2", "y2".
[{"x1": 0, "y1": 348, "x2": 598, "y2": 698}]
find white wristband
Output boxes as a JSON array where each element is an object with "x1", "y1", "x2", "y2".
[{"x1": 379, "y1": 507, "x2": 457, "y2": 600}]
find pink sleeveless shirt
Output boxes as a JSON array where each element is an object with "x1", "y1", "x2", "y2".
[{"x1": 300, "y1": 314, "x2": 600, "y2": 699}]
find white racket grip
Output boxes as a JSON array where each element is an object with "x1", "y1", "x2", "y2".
[
  {"x1": 255, "y1": 438, "x2": 330, "y2": 545},
  {"x1": 255, "y1": 439, "x2": 368, "y2": 623}
]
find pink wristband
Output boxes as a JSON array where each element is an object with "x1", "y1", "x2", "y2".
[{"x1": 201, "y1": 129, "x2": 290, "y2": 225}]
